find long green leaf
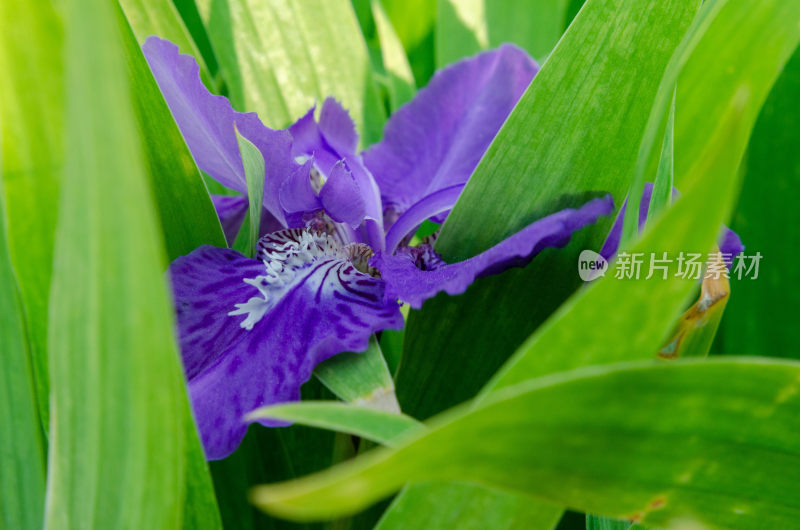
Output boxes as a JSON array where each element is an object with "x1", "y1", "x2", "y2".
[
  {"x1": 121, "y1": 12, "x2": 227, "y2": 258},
  {"x1": 253, "y1": 358, "x2": 800, "y2": 527},
  {"x1": 198, "y1": 0, "x2": 385, "y2": 145},
  {"x1": 717, "y1": 47, "x2": 800, "y2": 359},
  {"x1": 392, "y1": 1, "x2": 701, "y2": 526},
  {"x1": 486, "y1": 84, "x2": 751, "y2": 392},
  {"x1": 648, "y1": 89, "x2": 675, "y2": 218},
  {"x1": 0, "y1": 0, "x2": 63, "y2": 429},
  {"x1": 44, "y1": 0, "x2": 219, "y2": 526},
  {"x1": 622, "y1": 0, "x2": 800, "y2": 246},
  {"x1": 234, "y1": 129, "x2": 265, "y2": 258},
  {"x1": 376, "y1": 483, "x2": 563, "y2": 530},
  {"x1": 380, "y1": 0, "x2": 436, "y2": 84},
  {"x1": 399, "y1": 0, "x2": 699, "y2": 428},
  {"x1": 488, "y1": 0, "x2": 800, "y2": 392},
  {"x1": 247, "y1": 402, "x2": 422, "y2": 447},
  {"x1": 0, "y1": 155, "x2": 46, "y2": 530}
]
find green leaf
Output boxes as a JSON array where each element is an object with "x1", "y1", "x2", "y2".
[
  {"x1": 376, "y1": 483, "x2": 562, "y2": 530},
  {"x1": 314, "y1": 335, "x2": 400, "y2": 412},
  {"x1": 380, "y1": 0, "x2": 436, "y2": 84},
  {"x1": 648, "y1": 89, "x2": 675, "y2": 219},
  {"x1": 121, "y1": 12, "x2": 227, "y2": 259},
  {"x1": 0, "y1": 0, "x2": 63, "y2": 429},
  {"x1": 371, "y1": 0, "x2": 416, "y2": 110},
  {"x1": 119, "y1": 0, "x2": 213, "y2": 85},
  {"x1": 44, "y1": 0, "x2": 219, "y2": 526},
  {"x1": 622, "y1": 0, "x2": 800, "y2": 247},
  {"x1": 399, "y1": 0, "x2": 700, "y2": 425},
  {"x1": 485, "y1": 83, "x2": 752, "y2": 392},
  {"x1": 716, "y1": 46, "x2": 800, "y2": 359},
  {"x1": 253, "y1": 358, "x2": 800, "y2": 527},
  {"x1": 235, "y1": 129, "x2": 265, "y2": 258},
  {"x1": 436, "y1": 0, "x2": 570, "y2": 66},
  {"x1": 198, "y1": 0, "x2": 386, "y2": 145},
  {"x1": 392, "y1": 1, "x2": 702, "y2": 525},
  {"x1": 0, "y1": 162, "x2": 46, "y2": 530},
  {"x1": 247, "y1": 401, "x2": 422, "y2": 447}
]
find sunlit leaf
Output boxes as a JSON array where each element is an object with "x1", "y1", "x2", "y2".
[
  {"x1": 198, "y1": 0, "x2": 385, "y2": 145},
  {"x1": 0, "y1": 0, "x2": 63, "y2": 428},
  {"x1": 0, "y1": 160, "x2": 45, "y2": 530},
  {"x1": 44, "y1": 0, "x2": 219, "y2": 526}
]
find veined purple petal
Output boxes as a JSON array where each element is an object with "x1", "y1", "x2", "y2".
[
  {"x1": 169, "y1": 231, "x2": 403, "y2": 459},
  {"x1": 600, "y1": 183, "x2": 744, "y2": 267},
  {"x1": 384, "y1": 184, "x2": 464, "y2": 254},
  {"x1": 373, "y1": 195, "x2": 615, "y2": 309},
  {"x1": 319, "y1": 162, "x2": 367, "y2": 228},
  {"x1": 363, "y1": 44, "x2": 538, "y2": 215},
  {"x1": 143, "y1": 37, "x2": 300, "y2": 225}
]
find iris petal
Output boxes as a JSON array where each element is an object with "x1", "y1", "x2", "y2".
[
  {"x1": 384, "y1": 184, "x2": 464, "y2": 254},
  {"x1": 289, "y1": 98, "x2": 385, "y2": 248},
  {"x1": 143, "y1": 36, "x2": 302, "y2": 226},
  {"x1": 363, "y1": 44, "x2": 538, "y2": 216},
  {"x1": 169, "y1": 231, "x2": 403, "y2": 459},
  {"x1": 373, "y1": 195, "x2": 615, "y2": 309}
]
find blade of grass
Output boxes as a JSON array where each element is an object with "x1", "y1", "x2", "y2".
[
  {"x1": 45, "y1": 0, "x2": 220, "y2": 526},
  {"x1": 0, "y1": 0, "x2": 63, "y2": 429},
  {"x1": 252, "y1": 358, "x2": 800, "y2": 528},
  {"x1": 234, "y1": 129, "x2": 264, "y2": 258},
  {"x1": 0, "y1": 155, "x2": 46, "y2": 530}
]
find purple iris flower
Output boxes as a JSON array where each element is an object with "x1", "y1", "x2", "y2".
[{"x1": 144, "y1": 37, "x2": 615, "y2": 459}]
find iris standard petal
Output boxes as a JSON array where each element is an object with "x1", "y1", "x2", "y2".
[
  {"x1": 143, "y1": 36, "x2": 300, "y2": 225},
  {"x1": 318, "y1": 162, "x2": 367, "y2": 228},
  {"x1": 289, "y1": 98, "x2": 385, "y2": 248},
  {"x1": 373, "y1": 195, "x2": 615, "y2": 309},
  {"x1": 169, "y1": 231, "x2": 403, "y2": 459},
  {"x1": 363, "y1": 44, "x2": 538, "y2": 215}
]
